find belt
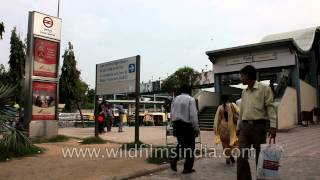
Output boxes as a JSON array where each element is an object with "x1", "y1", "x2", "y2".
[{"x1": 242, "y1": 119, "x2": 266, "y2": 125}]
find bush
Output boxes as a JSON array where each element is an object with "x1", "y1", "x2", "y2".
[
  {"x1": 0, "y1": 130, "x2": 43, "y2": 162},
  {"x1": 81, "y1": 136, "x2": 105, "y2": 144},
  {"x1": 0, "y1": 83, "x2": 42, "y2": 163},
  {"x1": 0, "y1": 143, "x2": 42, "y2": 162},
  {"x1": 32, "y1": 135, "x2": 70, "y2": 144}
]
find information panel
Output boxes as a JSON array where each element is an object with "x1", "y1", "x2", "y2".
[{"x1": 96, "y1": 56, "x2": 137, "y2": 95}]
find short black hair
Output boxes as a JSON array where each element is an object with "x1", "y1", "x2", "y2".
[
  {"x1": 180, "y1": 84, "x2": 192, "y2": 95},
  {"x1": 220, "y1": 94, "x2": 229, "y2": 104},
  {"x1": 240, "y1": 65, "x2": 256, "y2": 80}
]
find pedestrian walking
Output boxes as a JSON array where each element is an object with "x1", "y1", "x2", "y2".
[
  {"x1": 98, "y1": 101, "x2": 106, "y2": 134},
  {"x1": 105, "y1": 103, "x2": 114, "y2": 132},
  {"x1": 237, "y1": 65, "x2": 277, "y2": 180},
  {"x1": 170, "y1": 84, "x2": 199, "y2": 174},
  {"x1": 117, "y1": 104, "x2": 125, "y2": 132},
  {"x1": 214, "y1": 94, "x2": 239, "y2": 165}
]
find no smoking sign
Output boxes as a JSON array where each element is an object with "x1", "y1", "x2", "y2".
[
  {"x1": 33, "y1": 12, "x2": 62, "y2": 40},
  {"x1": 43, "y1": 17, "x2": 53, "y2": 28}
]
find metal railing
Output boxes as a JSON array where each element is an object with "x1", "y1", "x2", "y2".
[{"x1": 58, "y1": 113, "x2": 93, "y2": 128}]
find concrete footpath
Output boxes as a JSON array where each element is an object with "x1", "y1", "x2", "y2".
[
  {"x1": 59, "y1": 125, "x2": 320, "y2": 180},
  {"x1": 133, "y1": 125, "x2": 320, "y2": 180}
]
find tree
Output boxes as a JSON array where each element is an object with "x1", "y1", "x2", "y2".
[
  {"x1": 0, "y1": 22, "x2": 4, "y2": 39},
  {"x1": 161, "y1": 66, "x2": 200, "y2": 94},
  {"x1": 0, "y1": 64, "x2": 9, "y2": 84},
  {"x1": 59, "y1": 42, "x2": 87, "y2": 126},
  {"x1": 86, "y1": 89, "x2": 95, "y2": 104},
  {"x1": 8, "y1": 27, "x2": 26, "y2": 105},
  {"x1": 82, "y1": 88, "x2": 95, "y2": 109}
]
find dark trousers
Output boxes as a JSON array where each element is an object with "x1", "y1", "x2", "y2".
[
  {"x1": 172, "y1": 120, "x2": 196, "y2": 171},
  {"x1": 105, "y1": 118, "x2": 112, "y2": 131},
  {"x1": 98, "y1": 122, "x2": 105, "y2": 133},
  {"x1": 237, "y1": 121, "x2": 267, "y2": 180}
]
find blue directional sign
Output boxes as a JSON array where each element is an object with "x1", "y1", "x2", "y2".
[{"x1": 128, "y1": 64, "x2": 135, "y2": 73}]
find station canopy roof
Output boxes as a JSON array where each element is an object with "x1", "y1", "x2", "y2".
[
  {"x1": 207, "y1": 26, "x2": 320, "y2": 60},
  {"x1": 261, "y1": 26, "x2": 320, "y2": 53}
]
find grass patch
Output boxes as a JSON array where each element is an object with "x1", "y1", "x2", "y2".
[
  {"x1": 47, "y1": 135, "x2": 70, "y2": 142},
  {"x1": 120, "y1": 140, "x2": 150, "y2": 150},
  {"x1": 0, "y1": 143, "x2": 43, "y2": 162},
  {"x1": 147, "y1": 146, "x2": 174, "y2": 164},
  {"x1": 32, "y1": 135, "x2": 71, "y2": 144},
  {"x1": 81, "y1": 136, "x2": 106, "y2": 144}
]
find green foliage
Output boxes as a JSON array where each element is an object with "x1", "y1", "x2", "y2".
[
  {"x1": 80, "y1": 88, "x2": 95, "y2": 109},
  {"x1": 81, "y1": 136, "x2": 105, "y2": 144},
  {"x1": 0, "y1": 64, "x2": 9, "y2": 85},
  {"x1": 59, "y1": 42, "x2": 88, "y2": 112},
  {"x1": 32, "y1": 135, "x2": 70, "y2": 144},
  {"x1": 1, "y1": 127, "x2": 41, "y2": 156},
  {"x1": 87, "y1": 89, "x2": 95, "y2": 102},
  {"x1": 161, "y1": 66, "x2": 200, "y2": 94},
  {"x1": 0, "y1": 83, "x2": 17, "y2": 119},
  {"x1": 81, "y1": 103, "x2": 94, "y2": 109},
  {"x1": 47, "y1": 135, "x2": 70, "y2": 142},
  {"x1": 0, "y1": 22, "x2": 4, "y2": 39},
  {"x1": 0, "y1": 83, "x2": 42, "y2": 162},
  {"x1": 8, "y1": 27, "x2": 26, "y2": 105},
  {"x1": 0, "y1": 142, "x2": 42, "y2": 162}
]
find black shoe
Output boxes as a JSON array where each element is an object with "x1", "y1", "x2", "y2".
[
  {"x1": 230, "y1": 156, "x2": 236, "y2": 164},
  {"x1": 170, "y1": 160, "x2": 177, "y2": 172},
  {"x1": 182, "y1": 169, "x2": 195, "y2": 174},
  {"x1": 226, "y1": 159, "x2": 230, "y2": 165}
]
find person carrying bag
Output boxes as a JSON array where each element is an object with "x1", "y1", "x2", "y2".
[{"x1": 257, "y1": 137, "x2": 283, "y2": 179}]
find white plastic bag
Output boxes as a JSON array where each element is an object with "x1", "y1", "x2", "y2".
[{"x1": 257, "y1": 138, "x2": 283, "y2": 178}]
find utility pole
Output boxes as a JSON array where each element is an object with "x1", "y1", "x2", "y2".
[{"x1": 57, "y1": 0, "x2": 60, "y2": 17}]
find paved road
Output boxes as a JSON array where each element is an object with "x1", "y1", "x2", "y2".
[{"x1": 134, "y1": 125, "x2": 320, "y2": 180}]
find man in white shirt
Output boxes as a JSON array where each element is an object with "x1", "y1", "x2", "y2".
[{"x1": 170, "y1": 84, "x2": 199, "y2": 174}]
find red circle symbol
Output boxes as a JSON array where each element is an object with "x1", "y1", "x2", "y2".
[{"x1": 43, "y1": 17, "x2": 53, "y2": 28}]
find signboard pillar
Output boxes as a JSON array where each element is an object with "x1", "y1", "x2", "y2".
[
  {"x1": 135, "y1": 56, "x2": 140, "y2": 144},
  {"x1": 94, "y1": 64, "x2": 99, "y2": 137},
  {"x1": 24, "y1": 11, "x2": 62, "y2": 138}
]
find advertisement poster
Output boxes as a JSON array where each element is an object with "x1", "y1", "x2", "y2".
[
  {"x1": 33, "y1": 38, "x2": 58, "y2": 78},
  {"x1": 197, "y1": 71, "x2": 214, "y2": 85},
  {"x1": 32, "y1": 82, "x2": 57, "y2": 120}
]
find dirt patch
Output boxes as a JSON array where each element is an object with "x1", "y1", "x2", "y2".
[{"x1": 0, "y1": 139, "x2": 159, "y2": 180}]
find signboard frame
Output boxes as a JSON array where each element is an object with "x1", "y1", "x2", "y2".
[
  {"x1": 24, "y1": 11, "x2": 61, "y2": 137},
  {"x1": 96, "y1": 56, "x2": 138, "y2": 95},
  {"x1": 94, "y1": 56, "x2": 141, "y2": 143}
]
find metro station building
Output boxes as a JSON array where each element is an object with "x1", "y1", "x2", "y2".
[{"x1": 206, "y1": 27, "x2": 320, "y2": 129}]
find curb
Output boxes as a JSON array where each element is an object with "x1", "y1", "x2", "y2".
[
  {"x1": 109, "y1": 163, "x2": 171, "y2": 180},
  {"x1": 107, "y1": 158, "x2": 201, "y2": 180}
]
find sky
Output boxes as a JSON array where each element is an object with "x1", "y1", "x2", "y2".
[{"x1": 1, "y1": 0, "x2": 320, "y2": 88}]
